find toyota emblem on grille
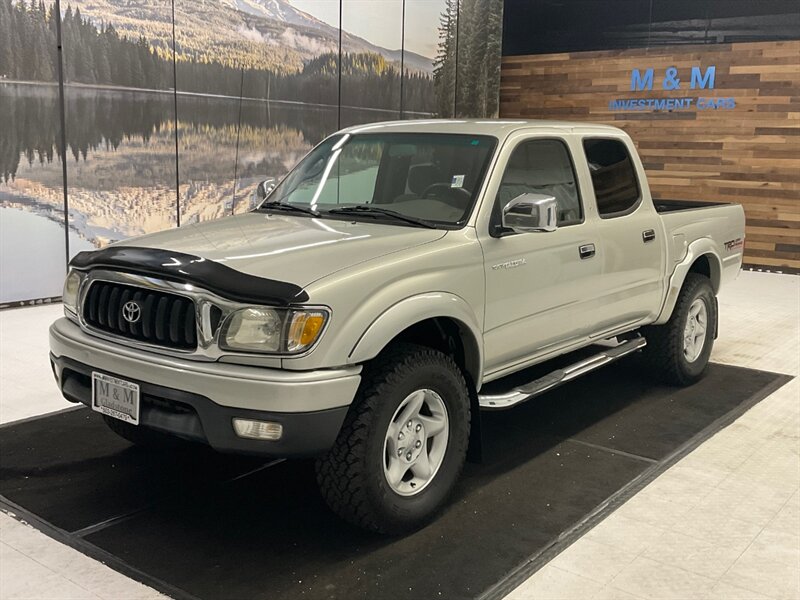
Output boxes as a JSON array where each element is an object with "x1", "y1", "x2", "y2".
[{"x1": 122, "y1": 301, "x2": 142, "y2": 323}]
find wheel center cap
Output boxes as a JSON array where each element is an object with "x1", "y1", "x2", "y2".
[{"x1": 399, "y1": 419, "x2": 425, "y2": 463}]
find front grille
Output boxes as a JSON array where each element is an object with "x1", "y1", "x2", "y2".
[{"x1": 83, "y1": 281, "x2": 197, "y2": 350}]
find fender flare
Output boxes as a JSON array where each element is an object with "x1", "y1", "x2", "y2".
[
  {"x1": 655, "y1": 238, "x2": 721, "y2": 325},
  {"x1": 348, "y1": 292, "x2": 484, "y2": 387}
]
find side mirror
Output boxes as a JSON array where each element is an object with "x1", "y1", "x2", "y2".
[
  {"x1": 501, "y1": 193, "x2": 558, "y2": 233},
  {"x1": 251, "y1": 178, "x2": 277, "y2": 208}
]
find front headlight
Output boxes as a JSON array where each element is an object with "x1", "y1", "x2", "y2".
[
  {"x1": 220, "y1": 307, "x2": 328, "y2": 354},
  {"x1": 62, "y1": 270, "x2": 84, "y2": 316}
]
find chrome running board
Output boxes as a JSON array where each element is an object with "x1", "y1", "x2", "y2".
[{"x1": 478, "y1": 337, "x2": 647, "y2": 410}]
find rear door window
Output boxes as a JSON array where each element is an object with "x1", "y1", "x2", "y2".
[{"x1": 583, "y1": 138, "x2": 641, "y2": 218}]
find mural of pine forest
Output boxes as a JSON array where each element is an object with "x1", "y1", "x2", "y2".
[{"x1": 0, "y1": 0, "x2": 503, "y2": 304}]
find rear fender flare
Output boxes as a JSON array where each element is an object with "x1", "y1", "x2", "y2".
[{"x1": 655, "y1": 238, "x2": 721, "y2": 325}]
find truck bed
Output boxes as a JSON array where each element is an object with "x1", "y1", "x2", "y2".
[
  {"x1": 654, "y1": 199, "x2": 730, "y2": 213},
  {"x1": 657, "y1": 199, "x2": 746, "y2": 291}
]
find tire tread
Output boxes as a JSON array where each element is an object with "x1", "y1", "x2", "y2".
[
  {"x1": 315, "y1": 343, "x2": 470, "y2": 533},
  {"x1": 640, "y1": 273, "x2": 715, "y2": 385}
]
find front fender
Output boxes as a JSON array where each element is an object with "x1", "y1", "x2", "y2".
[{"x1": 348, "y1": 292, "x2": 485, "y2": 386}]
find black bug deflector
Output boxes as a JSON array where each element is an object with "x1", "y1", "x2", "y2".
[{"x1": 70, "y1": 246, "x2": 309, "y2": 306}]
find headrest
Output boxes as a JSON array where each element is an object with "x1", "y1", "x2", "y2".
[
  {"x1": 504, "y1": 141, "x2": 575, "y2": 186},
  {"x1": 408, "y1": 164, "x2": 442, "y2": 194},
  {"x1": 501, "y1": 169, "x2": 533, "y2": 186}
]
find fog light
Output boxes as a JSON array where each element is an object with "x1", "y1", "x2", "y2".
[{"x1": 232, "y1": 418, "x2": 283, "y2": 441}]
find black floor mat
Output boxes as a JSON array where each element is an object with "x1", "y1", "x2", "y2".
[
  {"x1": 0, "y1": 363, "x2": 789, "y2": 600},
  {"x1": 0, "y1": 409, "x2": 266, "y2": 533}
]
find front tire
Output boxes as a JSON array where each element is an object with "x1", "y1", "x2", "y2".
[
  {"x1": 640, "y1": 273, "x2": 716, "y2": 386},
  {"x1": 315, "y1": 343, "x2": 471, "y2": 534}
]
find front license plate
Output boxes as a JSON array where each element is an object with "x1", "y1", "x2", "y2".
[{"x1": 91, "y1": 372, "x2": 140, "y2": 425}]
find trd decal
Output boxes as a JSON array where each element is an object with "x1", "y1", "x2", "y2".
[{"x1": 724, "y1": 238, "x2": 744, "y2": 251}]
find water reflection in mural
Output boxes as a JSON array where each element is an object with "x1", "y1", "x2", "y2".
[
  {"x1": 0, "y1": 0, "x2": 503, "y2": 304},
  {"x1": 1, "y1": 83, "x2": 350, "y2": 245},
  {"x1": 0, "y1": 0, "x2": 63, "y2": 302}
]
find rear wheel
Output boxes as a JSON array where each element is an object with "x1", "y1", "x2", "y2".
[
  {"x1": 315, "y1": 343, "x2": 470, "y2": 534},
  {"x1": 640, "y1": 273, "x2": 716, "y2": 386}
]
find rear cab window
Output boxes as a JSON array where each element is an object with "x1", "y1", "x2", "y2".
[{"x1": 583, "y1": 138, "x2": 641, "y2": 218}]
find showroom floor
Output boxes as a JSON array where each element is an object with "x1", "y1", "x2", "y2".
[{"x1": 1, "y1": 270, "x2": 798, "y2": 600}]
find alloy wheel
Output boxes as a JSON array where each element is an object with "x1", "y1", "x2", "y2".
[{"x1": 382, "y1": 389, "x2": 449, "y2": 496}]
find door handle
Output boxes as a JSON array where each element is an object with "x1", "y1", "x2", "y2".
[
  {"x1": 578, "y1": 243, "x2": 596, "y2": 259},
  {"x1": 642, "y1": 229, "x2": 656, "y2": 243}
]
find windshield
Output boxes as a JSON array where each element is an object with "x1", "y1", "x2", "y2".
[{"x1": 262, "y1": 132, "x2": 497, "y2": 227}]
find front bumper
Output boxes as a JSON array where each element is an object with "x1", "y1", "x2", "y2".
[{"x1": 49, "y1": 318, "x2": 361, "y2": 456}]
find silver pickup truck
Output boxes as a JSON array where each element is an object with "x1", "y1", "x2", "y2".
[{"x1": 50, "y1": 120, "x2": 745, "y2": 533}]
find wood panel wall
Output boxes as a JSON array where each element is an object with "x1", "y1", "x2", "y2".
[{"x1": 500, "y1": 40, "x2": 800, "y2": 273}]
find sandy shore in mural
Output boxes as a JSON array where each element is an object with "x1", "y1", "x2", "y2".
[{"x1": 0, "y1": 178, "x2": 263, "y2": 247}]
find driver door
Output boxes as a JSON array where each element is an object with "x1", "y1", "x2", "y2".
[{"x1": 480, "y1": 136, "x2": 602, "y2": 377}]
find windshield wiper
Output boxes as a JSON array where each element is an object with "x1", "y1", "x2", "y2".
[
  {"x1": 256, "y1": 201, "x2": 321, "y2": 217},
  {"x1": 327, "y1": 205, "x2": 437, "y2": 229}
]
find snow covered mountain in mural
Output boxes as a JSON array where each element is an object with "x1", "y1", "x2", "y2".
[{"x1": 50, "y1": 0, "x2": 434, "y2": 73}]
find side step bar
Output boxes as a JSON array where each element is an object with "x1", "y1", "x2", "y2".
[{"x1": 478, "y1": 337, "x2": 647, "y2": 410}]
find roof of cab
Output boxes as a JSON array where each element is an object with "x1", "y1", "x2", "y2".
[{"x1": 339, "y1": 118, "x2": 624, "y2": 141}]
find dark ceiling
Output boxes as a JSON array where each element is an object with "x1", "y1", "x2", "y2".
[{"x1": 502, "y1": 0, "x2": 800, "y2": 55}]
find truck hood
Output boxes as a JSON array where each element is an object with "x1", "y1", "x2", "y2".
[{"x1": 117, "y1": 212, "x2": 446, "y2": 288}]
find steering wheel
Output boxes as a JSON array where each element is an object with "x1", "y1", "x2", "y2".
[{"x1": 420, "y1": 183, "x2": 471, "y2": 208}]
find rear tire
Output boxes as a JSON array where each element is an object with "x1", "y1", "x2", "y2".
[
  {"x1": 102, "y1": 415, "x2": 182, "y2": 449},
  {"x1": 640, "y1": 273, "x2": 716, "y2": 386},
  {"x1": 315, "y1": 343, "x2": 471, "y2": 534}
]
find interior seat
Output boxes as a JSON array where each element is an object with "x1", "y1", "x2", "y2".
[
  {"x1": 392, "y1": 163, "x2": 469, "y2": 211},
  {"x1": 392, "y1": 163, "x2": 443, "y2": 204}
]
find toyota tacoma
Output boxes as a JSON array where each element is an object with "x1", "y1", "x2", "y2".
[{"x1": 50, "y1": 120, "x2": 746, "y2": 533}]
